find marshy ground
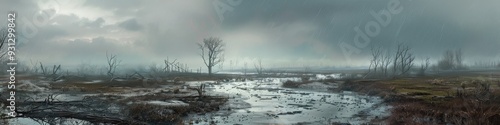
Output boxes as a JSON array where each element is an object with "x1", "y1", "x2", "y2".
[{"x1": 0, "y1": 70, "x2": 499, "y2": 125}]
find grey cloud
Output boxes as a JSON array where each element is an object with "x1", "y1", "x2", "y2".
[
  {"x1": 119, "y1": 18, "x2": 142, "y2": 31},
  {"x1": 85, "y1": 17, "x2": 105, "y2": 28},
  {"x1": 4, "y1": 0, "x2": 500, "y2": 69}
]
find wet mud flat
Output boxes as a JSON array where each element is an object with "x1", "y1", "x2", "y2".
[
  {"x1": 0, "y1": 74, "x2": 390, "y2": 125},
  {"x1": 0, "y1": 77, "x2": 229, "y2": 125},
  {"x1": 185, "y1": 77, "x2": 390, "y2": 125}
]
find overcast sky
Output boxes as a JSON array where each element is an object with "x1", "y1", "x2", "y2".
[{"x1": 2, "y1": 0, "x2": 500, "y2": 71}]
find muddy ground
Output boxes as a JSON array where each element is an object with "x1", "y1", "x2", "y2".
[
  {"x1": 0, "y1": 73, "x2": 389, "y2": 125},
  {"x1": 2, "y1": 70, "x2": 498, "y2": 125}
]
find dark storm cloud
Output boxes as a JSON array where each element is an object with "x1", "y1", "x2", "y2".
[{"x1": 2, "y1": 0, "x2": 500, "y2": 69}]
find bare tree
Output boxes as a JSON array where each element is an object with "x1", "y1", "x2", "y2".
[
  {"x1": 164, "y1": 57, "x2": 177, "y2": 73},
  {"x1": 163, "y1": 60, "x2": 189, "y2": 73},
  {"x1": 438, "y1": 50, "x2": 455, "y2": 70},
  {"x1": 198, "y1": 37, "x2": 224, "y2": 76},
  {"x1": 38, "y1": 62, "x2": 62, "y2": 81},
  {"x1": 51, "y1": 64, "x2": 61, "y2": 76},
  {"x1": 418, "y1": 57, "x2": 430, "y2": 76},
  {"x1": 366, "y1": 46, "x2": 394, "y2": 78},
  {"x1": 368, "y1": 46, "x2": 383, "y2": 77},
  {"x1": 40, "y1": 62, "x2": 47, "y2": 75},
  {"x1": 398, "y1": 44, "x2": 415, "y2": 75},
  {"x1": 106, "y1": 52, "x2": 121, "y2": 79},
  {"x1": 392, "y1": 45, "x2": 401, "y2": 76},
  {"x1": 392, "y1": 43, "x2": 415, "y2": 76},
  {"x1": 254, "y1": 58, "x2": 264, "y2": 75},
  {"x1": 381, "y1": 51, "x2": 392, "y2": 77}
]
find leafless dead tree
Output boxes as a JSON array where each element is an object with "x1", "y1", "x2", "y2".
[
  {"x1": 106, "y1": 52, "x2": 121, "y2": 80},
  {"x1": 438, "y1": 50, "x2": 455, "y2": 70},
  {"x1": 381, "y1": 51, "x2": 392, "y2": 77},
  {"x1": 418, "y1": 57, "x2": 430, "y2": 76},
  {"x1": 40, "y1": 62, "x2": 46, "y2": 75},
  {"x1": 163, "y1": 58, "x2": 191, "y2": 73},
  {"x1": 198, "y1": 37, "x2": 224, "y2": 76},
  {"x1": 38, "y1": 62, "x2": 62, "y2": 81},
  {"x1": 50, "y1": 65, "x2": 62, "y2": 81},
  {"x1": 51, "y1": 65, "x2": 61, "y2": 76},
  {"x1": 392, "y1": 43, "x2": 415, "y2": 77},
  {"x1": 398, "y1": 44, "x2": 415, "y2": 76},
  {"x1": 254, "y1": 58, "x2": 264, "y2": 75},
  {"x1": 164, "y1": 57, "x2": 177, "y2": 73},
  {"x1": 367, "y1": 46, "x2": 383, "y2": 77},
  {"x1": 367, "y1": 46, "x2": 395, "y2": 78}
]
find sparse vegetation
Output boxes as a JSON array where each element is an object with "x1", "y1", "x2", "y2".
[
  {"x1": 336, "y1": 74, "x2": 500, "y2": 124},
  {"x1": 4, "y1": 1, "x2": 500, "y2": 125}
]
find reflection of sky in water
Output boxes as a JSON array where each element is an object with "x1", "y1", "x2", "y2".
[{"x1": 188, "y1": 77, "x2": 388, "y2": 125}]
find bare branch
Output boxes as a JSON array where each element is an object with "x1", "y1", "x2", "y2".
[
  {"x1": 198, "y1": 37, "x2": 225, "y2": 75},
  {"x1": 106, "y1": 52, "x2": 121, "y2": 79},
  {"x1": 254, "y1": 58, "x2": 264, "y2": 75}
]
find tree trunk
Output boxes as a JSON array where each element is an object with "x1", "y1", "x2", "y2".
[{"x1": 208, "y1": 66, "x2": 212, "y2": 76}]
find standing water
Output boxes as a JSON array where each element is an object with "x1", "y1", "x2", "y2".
[{"x1": 185, "y1": 77, "x2": 389, "y2": 125}]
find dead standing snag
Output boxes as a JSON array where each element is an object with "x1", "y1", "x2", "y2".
[{"x1": 198, "y1": 37, "x2": 225, "y2": 76}]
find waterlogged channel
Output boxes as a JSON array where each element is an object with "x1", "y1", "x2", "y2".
[{"x1": 185, "y1": 77, "x2": 390, "y2": 125}]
